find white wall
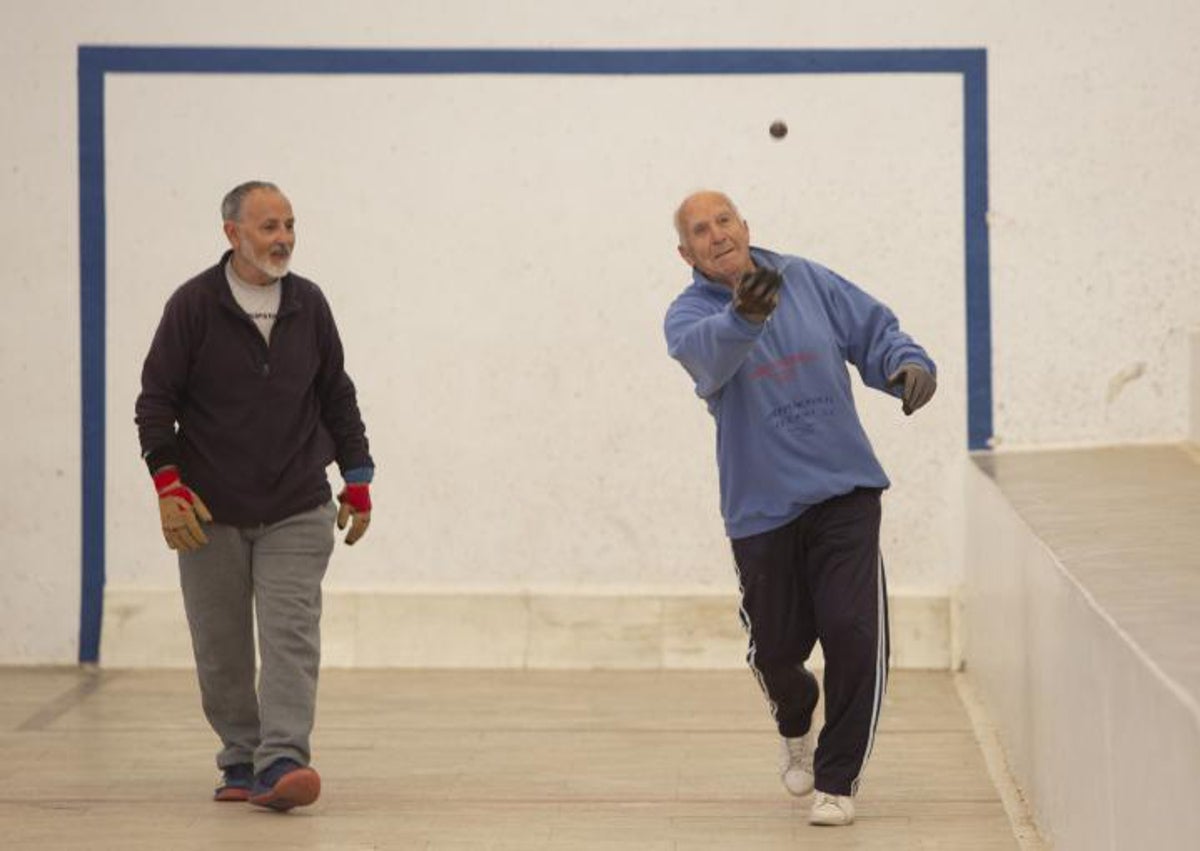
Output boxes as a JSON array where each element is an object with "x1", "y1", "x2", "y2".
[
  {"x1": 2, "y1": 1, "x2": 1198, "y2": 663},
  {"x1": 964, "y1": 459, "x2": 1200, "y2": 849},
  {"x1": 1191, "y1": 331, "x2": 1200, "y2": 442},
  {"x1": 102, "y1": 71, "x2": 962, "y2": 596}
]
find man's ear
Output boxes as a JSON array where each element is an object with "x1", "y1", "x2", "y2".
[
  {"x1": 223, "y1": 221, "x2": 239, "y2": 248},
  {"x1": 677, "y1": 244, "x2": 695, "y2": 266}
]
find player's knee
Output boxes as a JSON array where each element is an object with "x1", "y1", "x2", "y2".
[
  {"x1": 756, "y1": 658, "x2": 816, "y2": 692},
  {"x1": 820, "y1": 615, "x2": 877, "y2": 659}
]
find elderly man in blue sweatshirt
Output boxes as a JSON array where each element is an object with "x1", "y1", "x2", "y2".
[{"x1": 664, "y1": 190, "x2": 936, "y2": 827}]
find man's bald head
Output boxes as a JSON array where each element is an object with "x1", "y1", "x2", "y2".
[
  {"x1": 674, "y1": 190, "x2": 754, "y2": 288},
  {"x1": 674, "y1": 191, "x2": 742, "y2": 243}
]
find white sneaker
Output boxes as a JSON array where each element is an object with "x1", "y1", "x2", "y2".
[
  {"x1": 778, "y1": 732, "x2": 814, "y2": 796},
  {"x1": 809, "y1": 790, "x2": 855, "y2": 826}
]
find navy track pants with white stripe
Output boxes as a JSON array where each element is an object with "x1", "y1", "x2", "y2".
[{"x1": 730, "y1": 486, "x2": 890, "y2": 797}]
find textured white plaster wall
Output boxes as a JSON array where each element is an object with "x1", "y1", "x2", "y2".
[
  {"x1": 102, "y1": 72, "x2": 962, "y2": 595},
  {"x1": 2, "y1": 0, "x2": 1198, "y2": 662}
]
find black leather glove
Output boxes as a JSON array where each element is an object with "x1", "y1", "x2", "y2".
[
  {"x1": 733, "y1": 267, "x2": 783, "y2": 322},
  {"x1": 887, "y1": 364, "x2": 937, "y2": 416}
]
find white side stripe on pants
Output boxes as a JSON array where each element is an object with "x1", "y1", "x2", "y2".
[
  {"x1": 851, "y1": 550, "x2": 889, "y2": 796},
  {"x1": 736, "y1": 572, "x2": 779, "y2": 723}
]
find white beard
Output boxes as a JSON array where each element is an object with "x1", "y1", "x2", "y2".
[{"x1": 239, "y1": 240, "x2": 290, "y2": 280}]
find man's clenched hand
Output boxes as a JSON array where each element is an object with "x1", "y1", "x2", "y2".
[
  {"x1": 733, "y1": 267, "x2": 783, "y2": 323},
  {"x1": 336, "y1": 483, "x2": 372, "y2": 545},
  {"x1": 887, "y1": 364, "x2": 937, "y2": 416},
  {"x1": 154, "y1": 467, "x2": 213, "y2": 551}
]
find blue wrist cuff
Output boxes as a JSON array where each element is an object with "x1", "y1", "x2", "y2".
[{"x1": 342, "y1": 466, "x2": 375, "y2": 484}]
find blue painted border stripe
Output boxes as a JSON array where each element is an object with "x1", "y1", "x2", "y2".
[
  {"x1": 78, "y1": 48, "x2": 107, "y2": 665},
  {"x1": 77, "y1": 46, "x2": 991, "y2": 663},
  {"x1": 962, "y1": 52, "x2": 993, "y2": 451},
  {"x1": 83, "y1": 46, "x2": 973, "y2": 75}
]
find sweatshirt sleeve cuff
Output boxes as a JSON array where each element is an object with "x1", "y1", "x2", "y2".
[
  {"x1": 723, "y1": 305, "x2": 768, "y2": 337},
  {"x1": 142, "y1": 444, "x2": 180, "y2": 476},
  {"x1": 894, "y1": 356, "x2": 937, "y2": 379},
  {"x1": 341, "y1": 465, "x2": 375, "y2": 484}
]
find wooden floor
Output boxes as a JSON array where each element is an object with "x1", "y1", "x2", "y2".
[{"x1": 1, "y1": 668, "x2": 1025, "y2": 850}]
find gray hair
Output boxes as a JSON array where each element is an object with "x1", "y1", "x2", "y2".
[{"x1": 221, "y1": 180, "x2": 281, "y2": 222}]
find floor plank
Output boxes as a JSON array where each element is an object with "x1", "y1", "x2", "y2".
[{"x1": 0, "y1": 668, "x2": 1023, "y2": 849}]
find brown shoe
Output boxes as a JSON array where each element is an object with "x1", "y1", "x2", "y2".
[{"x1": 248, "y1": 759, "x2": 321, "y2": 811}]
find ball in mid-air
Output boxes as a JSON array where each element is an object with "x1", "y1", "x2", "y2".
[{"x1": 769, "y1": 120, "x2": 788, "y2": 139}]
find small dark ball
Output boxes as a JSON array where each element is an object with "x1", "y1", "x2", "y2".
[{"x1": 769, "y1": 120, "x2": 788, "y2": 139}]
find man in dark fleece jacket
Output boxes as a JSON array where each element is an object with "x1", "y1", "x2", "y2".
[{"x1": 135, "y1": 180, "x2": 374, "y2": 812}]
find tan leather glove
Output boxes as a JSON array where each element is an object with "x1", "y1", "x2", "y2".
[
  {"x1": 153, "y1": 467, "x2": 213, "y2": 551},
  {"x1": 336, "y1": 482, "x2": 372, "y2": 546}
]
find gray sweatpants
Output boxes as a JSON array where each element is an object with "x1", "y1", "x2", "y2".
[{"x1": 177, "y1": 501, "x2": 336, "y2": 774}]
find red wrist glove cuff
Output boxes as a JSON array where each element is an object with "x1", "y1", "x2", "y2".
[
  {"x1": 340, "y1": 483, "x2": 371, "y2": 513},
  {"x1": 153, "y1": 467, "x2": 193, "y2": 503}
]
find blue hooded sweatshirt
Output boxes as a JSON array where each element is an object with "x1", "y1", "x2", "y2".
[{"x1": 664, "y1": 247, "x2": 936, "y2": 539}]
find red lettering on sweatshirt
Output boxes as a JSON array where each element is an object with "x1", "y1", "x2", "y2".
[{"x1": 750, "y1": 351, "x2": 818, "y2": 382}]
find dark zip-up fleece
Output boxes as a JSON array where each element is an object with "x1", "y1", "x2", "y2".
[{"x1": 135, "y1": 251, "x2": 373, "y2": 526}]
